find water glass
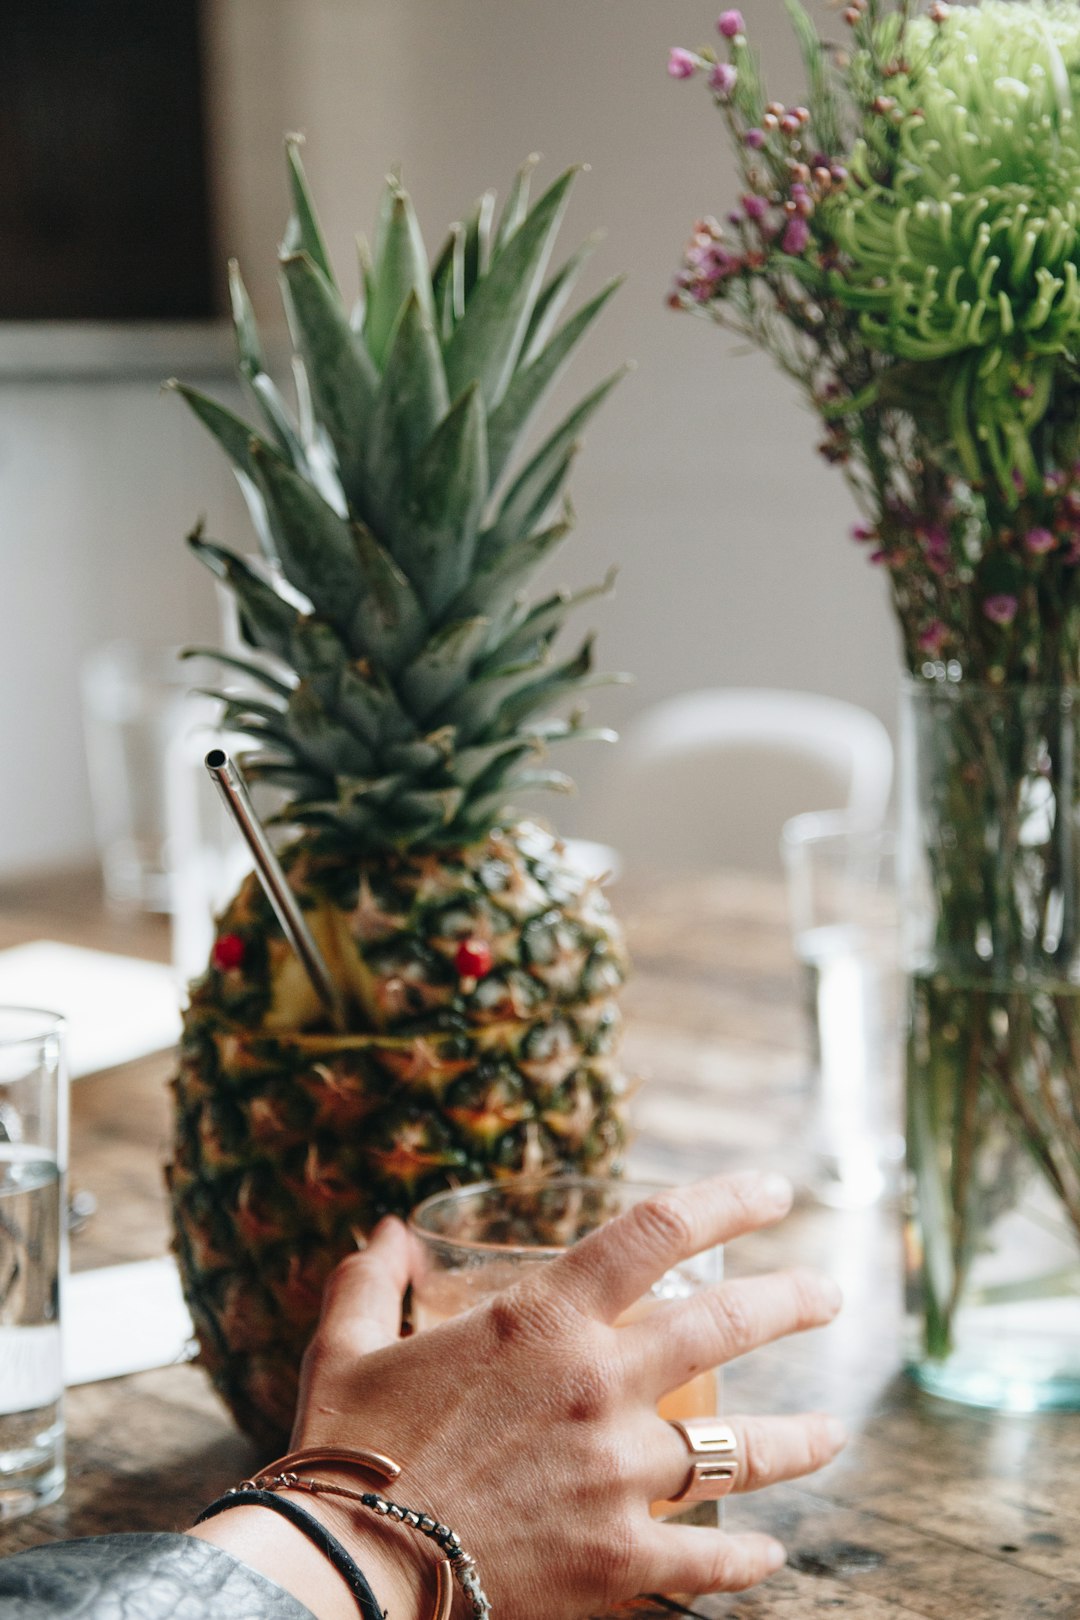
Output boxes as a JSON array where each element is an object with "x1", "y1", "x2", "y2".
[
  {"x1": 0, "y1": 1008, "x2": 67, "y2": 1520},
  {"x1": 781, "y1": 812, "x2": 903, "y2": 1208},
  {"x1": 81, "y1": 642, "x2": 195, "y2": 913},
  {"x1": 409, "y1": 1176, "x2": 722, "y2": 1523}
]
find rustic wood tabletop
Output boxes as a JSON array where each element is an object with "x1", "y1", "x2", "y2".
[{"x1": 1, "y1": 866, "x2": 1078, "y2": 1619}]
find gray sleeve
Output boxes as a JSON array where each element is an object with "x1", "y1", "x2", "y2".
[{"x1": 0, "y1": 1532, "x2": 320, "y2": 1619}]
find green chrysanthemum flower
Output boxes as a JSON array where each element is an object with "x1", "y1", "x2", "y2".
[{"x1": 828, "y1": 0, "x2": 1080, "y2": 498}]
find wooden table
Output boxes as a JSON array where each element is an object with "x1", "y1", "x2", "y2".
[{"x1": 1, "y1": 867, "x2": 1078, "y2": 1618}]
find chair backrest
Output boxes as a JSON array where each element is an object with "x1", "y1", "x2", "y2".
[{"x1": 593, "y1": 688, "x2": 893, "y2": 877}]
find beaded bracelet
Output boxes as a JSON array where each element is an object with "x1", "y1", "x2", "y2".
[
  {"x1": 194, "y1": 1487, "x2": 385, "y2": 1620},
  {"x1": 242, "y1": 1447, "x2": 492, "y2": 1620}
]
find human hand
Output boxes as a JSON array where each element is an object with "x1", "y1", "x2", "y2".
[{"x1": 289, "y1": 1169, "x2": 845, "y2": 1619}]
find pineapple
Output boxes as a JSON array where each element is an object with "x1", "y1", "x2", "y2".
[{"x1": 167, "y1": 142, "x2": 631, "y2": 1449}]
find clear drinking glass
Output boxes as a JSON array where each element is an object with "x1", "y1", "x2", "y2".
[
  {"x1": 782, "y1": 812, "x2": 904, "y2": 1208},
  {"x1": 409, "y1": 1176, "x2": 723, "y2": 1524},
  {"x1": 0, "y1": 1008, "x2": 67, "y2": 1520},
  {"x1": 80, "y1": 641, "x2": 194, "y2": 913}
]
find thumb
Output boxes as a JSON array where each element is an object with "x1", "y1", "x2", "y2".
[{"x1": 318, "y1": 1215, "x2": 414, "y2": 1354}]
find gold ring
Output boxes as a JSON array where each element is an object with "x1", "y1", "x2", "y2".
[{"x1": 667, "y1": 1417, "x2": 739, "y2": 1503}]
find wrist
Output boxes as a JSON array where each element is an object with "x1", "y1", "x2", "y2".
[
  {"x1": 281, "y1": 1485, "x2": 440, "y2": 1619},
  {"x1": 188, "y1": 1494, "x2": 435, "y2": 1620}
]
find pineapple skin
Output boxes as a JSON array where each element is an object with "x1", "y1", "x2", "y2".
[{"x1": 168, "y1": 821, "x2": 629, "y2": 1448}]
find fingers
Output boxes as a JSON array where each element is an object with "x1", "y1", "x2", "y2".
[
  {"x1": 625, "y1": 1267, "x2": 842, "y2": 1391},
  {"x1": 550, "y1": 1171, "x2": 794, "y2": 1323},
  {"x1": 642, "y1": 1524, "x2": 787, "y2": 1594},
  {"x1": 651, "y1": 1410, "x2": 846, "y2": 1503},
  {"x1": 316, "y1": 1215, "x2": 414, "y2": 1354}
]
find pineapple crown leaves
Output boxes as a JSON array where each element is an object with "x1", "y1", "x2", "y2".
[{"x1": 175, "y1": 144, "x2": 627, "y2": 853}]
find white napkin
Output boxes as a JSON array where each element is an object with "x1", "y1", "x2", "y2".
[
  {"x1": 65, "y1": 1257, "x2": 195, "y2": 1385},
  {"x1": 0, "y1": 940, "x2": 182, "y2": 1078}
]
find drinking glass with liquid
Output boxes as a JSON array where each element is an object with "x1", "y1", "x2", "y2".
[
  {"x1": 782, "y1": 812, "x2": 904, "y2": 1208},
  {"x1": 0, "y1": 1008, "x2": 67, "y2": 1520},
  {"x1": 409, "y1": 1177, "x2": 722, "y2": 1523}
]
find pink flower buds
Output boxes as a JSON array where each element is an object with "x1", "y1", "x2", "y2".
[
  {"x1": 983, "y1": 594, "x2": 1019, "y2": 626},
  {"x1": 781, "y1": 216, "x2": 811, "y2": 254},
  {"x1": 742, "y1": 193, "x2": 768, "y2": 221},
  {"x1": 709, "y1": 61, "x2": 738, "y2": 95},
  {"x1": 668, "y1": 47, "x2": 699, "y2": 78},
  {"x1": 744, "y1": 127, "x2": 766, "y2": 149},
  {"x1": 918, "y1": 620, "x2": 948, "y2": 654},
  {"x1": 717, "y1": 9, "x2": 745, "y2": 37},
  {"x1": 1024, "y1": 527, "x2": 1056, "y2": 555}
]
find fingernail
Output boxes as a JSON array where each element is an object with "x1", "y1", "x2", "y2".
[
  {"x1": 820, "y1": 1274, "x2": 843, "y2": 1314},
  {"x1": 825, "y1": 1416, "x2": 849, "y2": 1450},
  {"x1": 766, "y1": 1541, "x2": 787, "y2": 1572},
  {"x1": 762, "y1": 1173, "x2": 794, "y2": 1211}
]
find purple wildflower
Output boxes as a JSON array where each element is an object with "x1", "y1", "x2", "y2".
[
  {"x1": 918, "y1": 620, "x2": 948, "y2": 654},
  {"x1": 709, "y1": 61, "x2": 738, "y2": 95},
  {"x1": 983, "y1": 594, "x2": 1019, "y2": 626},
  {"x1": 1024, "y1": 526, "x2": 1056, "y2": 555},
  {"x1": 744, "y1": 127, "x2": 766, "y2": 149},
  {"x1": 717, "y1": 9, "x2": 745, "y2": 36},
  {"x1": 781, "y1": 216, "x2": 810, "y2": 254},
  {"x1": 742, "y1": 193, "x2": 768, "y2": 221},
  {"x1": 851, "y1": 522, "x2": 875, "y2": 542},
  {"x1": 668, "y1": 47, "x2": 698, "y2": 78}
]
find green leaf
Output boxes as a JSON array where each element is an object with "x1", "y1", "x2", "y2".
[
  {"x1": 285, "y1": 683, "x2": 377, "y2": 775},
  {"x1": 493, "y1": 153, "x2": 540, "y2": 252},
  {"x1": 180, "y1": 646, "x2": 294, "y2": 700},
  {"x1": 483, "y1": 365, "x2": 628, "y2": 551},
  {"x1": 383, "y1": 729, "x2": 455, "y2": 773},
  {"x1": 367, "y1": 292, "x2": 450, "y2": 540},
  {"x1": 187, "y1": 530, "x2": 299, "y2": 662},
  {"x1": 170, "y1": 382, "x2": 265, "y2": 485},
  {"x1": 279, "y1": 251, "x2": 378, "y2": 510},
  {"x1": 443, "y1": 167, "x2": 580, "y2": 412},
  {"x1": 486, "y1": 276, "x2": 623, "y2": 485},
  {"x1": 399, "y1": 617, "x2": 491, "y2": 720},
  {"x1": 479, "y1": 567, "x2": 617, "y2": 669},
  {"x1": 397, "y1": 383, "x2": 488, "y2": 612},
  {"x1": 783, "y1": 0, "x2": 841, "y2": 162},
  {"x1": 390, "y1": 786, "x2": 464, "y2": 834},
  {"x1": 453, "y1": 736, "x2": 538, "y2": 787},
  {"x1": 172, "y1": 381, "x2": 297, "y2": 558},
  {"x1": 250, "y1": 443, "x2": 364, "y2": 635},
  {"x1": 440, "y1": 657, "x2": 548, "y2": 741},
  {"x1": 432, "y1": 222, "x2": 466, "y2": 342},
  {"x1": 448, "y1": 516, "x2": 571, "y2": 628},
  {"x1": 365, "y1": 182, "x2": 436, "y2": 368},
  {"x1": 228, "y1": 260, "x2": 268, "y2": 381},
  {"x1": 348, "y1": 524, "x2": 428, "y2": 671},
  {"x1": 283, "y1": 136, "x2": 336, "y2": 287},
  {"x1": 494, "y1": 636, "x2": 617, "y2": 733},
  {"x1": 521, "y1": 233, "x2": 601, "y2": 366},
  {"x1": 461, "y1": 190, "x2": 497, "y2": 297},
  {"x1": 334, "y1": 659, "x2": 415, "y2": 747}
]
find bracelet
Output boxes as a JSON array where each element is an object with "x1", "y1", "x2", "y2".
[
  {"x1": 242, "y1": 1447, "x2": 492, "y2": 1620},
  {"x1": 194, "y1": 1487, "x2": 385, "y2": 1620}
]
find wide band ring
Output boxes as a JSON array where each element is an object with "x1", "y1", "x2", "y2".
[{"x1": 667, "y1": 1418, "x2": 739, "y2": 1503}]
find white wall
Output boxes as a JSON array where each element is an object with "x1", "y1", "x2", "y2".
[{"x1": 0, "y1": 0, "x2": 901, "y2": 876}]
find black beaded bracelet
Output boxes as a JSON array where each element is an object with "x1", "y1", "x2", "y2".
[{"x1": 194, "y1": 1487, "x2": 386, "y2": 1620}]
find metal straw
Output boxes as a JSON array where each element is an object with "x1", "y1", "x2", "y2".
[{"x1": 204, "y1": 749, "x2": 348, "y2": 1032}]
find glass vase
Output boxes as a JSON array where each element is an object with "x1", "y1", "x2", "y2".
[{"x1": 901, "y1": 679, "x2": 1080, "y2": 1410}]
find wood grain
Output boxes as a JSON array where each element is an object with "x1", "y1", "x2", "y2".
[{"x1": 1, "y1": 867, "x2": 1077, "y2": 1618}]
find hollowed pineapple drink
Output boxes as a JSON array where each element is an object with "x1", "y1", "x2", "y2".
[{"x1": 167, "y1": 144, "x2": 631, "y2": 1448}]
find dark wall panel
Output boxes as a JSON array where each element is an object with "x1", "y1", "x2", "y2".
[{"x1": 0, "y1": 0, "x2": 216, "y2": 320}]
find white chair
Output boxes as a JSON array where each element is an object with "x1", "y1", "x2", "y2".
[{"x1": 592, "y1": 688, "x2": 893, "y2": 877}]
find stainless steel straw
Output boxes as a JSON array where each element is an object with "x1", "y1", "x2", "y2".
[{"x1": 204, "y1": 748, "x2": 348, "y2": 1032}]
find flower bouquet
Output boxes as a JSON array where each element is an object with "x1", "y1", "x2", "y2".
[{"x1": 671, "y1": 0, "x2": 1080, "y2": 1407}]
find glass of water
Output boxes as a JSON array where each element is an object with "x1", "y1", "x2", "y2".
[
  {"x1": 0, "y1": 1008, "x2": 66, "y2": 1520},
  {"x1": 781, "y1": 812, "x2": 903, "y2": 1208}
]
